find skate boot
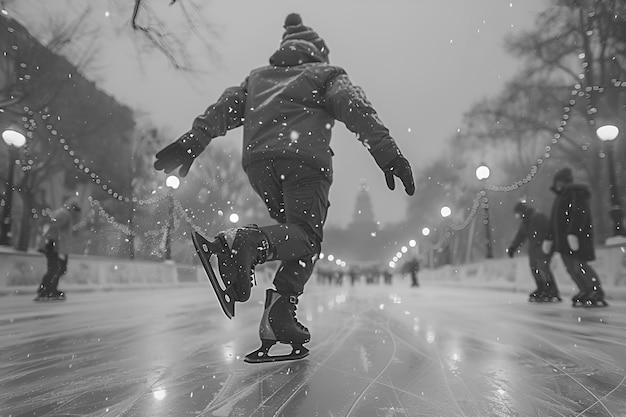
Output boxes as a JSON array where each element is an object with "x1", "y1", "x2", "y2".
[
  {"x1": 538, "y1": 288, "x2": 562, "y2": 303},
  {"x1": 572, "y1": 291, "x2": 588, "y2": 307},
  {"x1": 34, "y1": 285, "x2": 49, "y2": 302},
  {"x1": 581, "y1": 288, "x2": 608, "y2": 308},
  {"x1": 192, "y1": 225, "x2": 271, "y2": 319},
  {"x1": 245, "y1": 289, "x2": 310, "y2": 363},
  {"x1": 46, "y1": 289, "x2": 66, "y2": 301},
  {"x1": 528, "y1": 289, "x2": 542, "y2": 302}
]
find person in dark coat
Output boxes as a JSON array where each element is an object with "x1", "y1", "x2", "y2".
[
  {"x1": 543, "y1": 168, "x2": 608, "y2": 307},
  {"x1": 402, "y1": 256, "x2": 420, "y2": 287},
  {"x1": 35, "y1": 198, "x2": 82, "y2": 301},
  {"x1": 507, "y1": 201, "x2": 560, "y2": 302},
  {"x1": 154, "y1": 13, "x2": 415, "y2": 357}
]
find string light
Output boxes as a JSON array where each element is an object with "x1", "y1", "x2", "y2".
[
  {"x1": 16, "y1": 75, "x2": 626, "y2": 262},
  {"x1": 395, "y1": 74, "x2": 624, "y2": 259}
]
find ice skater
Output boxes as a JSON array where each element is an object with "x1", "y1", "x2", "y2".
[
  {"x1": 35, "y1": 198, "x2": 82, "y2": 301},
  {"x1": 542, "y1": 168, "x2": 608, "y2": 307},
  {"x1": 154, "y1": 13, "x2": 415, "y2": 362},
  {"x1": 506, "y1": 201, "x2": 560, "y2": 302},
  {"x1": 404, "y1": 256, "x2": 420, "y2": 287}
]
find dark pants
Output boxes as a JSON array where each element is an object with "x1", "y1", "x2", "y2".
[
  {"x1": 39, "y1": 240, "x2": 67, "y2": 292},
  {"x1": 560, "y1": 253, "x2": 602, "y2": 294},
  {"x1": 246, "y1": 158, "x2": 331, "y2": 296},
  {"x1": 528, "y1": 247, "x2": 558, "y2": 294}
]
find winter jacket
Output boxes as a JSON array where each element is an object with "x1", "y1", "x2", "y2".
[
  {"x1": 509, "y1": 206, "x2": 551, "y2": 253},
  {"x1": 189, "y1": 39, "x2": 402, "y2": 178},
  {"x1": 41, "y1": 204, "x2": 81, "y2": 255},
  {"x1": 548, "y1": 183, "x2": 596, "y2": 261}
]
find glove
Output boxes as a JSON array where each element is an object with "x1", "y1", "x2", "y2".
[
  {"x1": 506, "y1": 247, "x2": 515, "y2": 258},
  {"x1": 383, "y1": 155, "x2": 415, "y2": 196},
  {"x1": 154, "y1": 129, "x2": 207, "y2": 177},
  {"x1": 567, "y1": 234, "x2": 579, "y2": 251},
  {"x1": 542, "y1": 240, "x2": 553, "y2": 255}
]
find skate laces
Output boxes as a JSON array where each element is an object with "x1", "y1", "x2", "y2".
[
  {"x1": 287, "y1": 295, "x2": 308, "y2": 331},
  {"x1": 255, "y1": 238, "x2": 270, "y2": 264}
]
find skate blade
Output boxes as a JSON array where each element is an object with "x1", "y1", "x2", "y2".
[
  {"x1": 535, "y1": 296, "x2": 562, "y2": 303},
  {"x1": 583, "y1": 301, "x2": 609, "y2": 308},
  {"x1": 244, "y1": 341, "x2": 309, "y2": 364},
  {"x1": 192, "y1": 231, "x2": 235, "y2": 319},
  {"x1": 34, "y1": 297, "x2": 65, "y2": 302}
]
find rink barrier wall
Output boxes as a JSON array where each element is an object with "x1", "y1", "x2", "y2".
[
  {"x1": 419, "y1": 243, "x2": 626, "y2": 301},
  {"x1": 0, "y1": 249, "x2": 279, "y2": 295},
  {"x1": 0, "y1": 250, "x2": 200, "y2": 295},
  {"x1": 1, "y1": 244, "x2": 625, "y2": 300}
]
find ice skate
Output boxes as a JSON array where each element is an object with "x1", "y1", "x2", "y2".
[
  {"x1": 245, "y1": 289, "x2": 310, "y2": 363},
  {"x1": 34, "y1": 288, "x2": 66, "y2": 302},
  {"x1": 34, "y1": 285, "x2": 49, "y2": 302},
  {"x1": 572, "y1": 291, "x2": 588, "y2": 307},
  {"x1": 47, "y1": 289, "x2": 66, "y2": 301},
  {"x1": 528, "y1": 289, "x2": 542, "y2": 302},
  {"x1": 581, "y1": 289, "x2": 609, "y2": 308},
  {"x1": 192, "y1": 225, "x2": 270, "y2": 319},
  {"x1": 537, "y1": 290, "x2": 562, "y2": 303}
]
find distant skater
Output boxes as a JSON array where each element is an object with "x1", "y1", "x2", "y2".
[
  {"x1": 404, "y1": 256, "x2": 420, "y2": 287},
  {"x1": 35, "y1": 198, "x2": 82, "y2": 301},
  {"x1": 155, "y1": 13, "x2": 415, "y2": 362},
  {"x1": 543, "y1": 168, "x2": 607, "y2": 307},
  {"x1": 383, "y1": 268, "x2": 393, "y2": 285},
  {"x1": 506, "y1": 201, "x2": 560, "y2": 302}
]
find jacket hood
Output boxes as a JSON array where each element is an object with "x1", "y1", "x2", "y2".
[
  {"x1": 269, "y1": 39, "x2": 328, "y2": 67},
  {"x1": 550, "y1": 167, "x2": 574, "y2": 194}
]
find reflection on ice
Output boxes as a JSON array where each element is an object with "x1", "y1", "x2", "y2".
[
  {"x1": 152, "y1": 388, "x2": 166, "y2": 400},
  {"x1": 426, "y1": 326, "x2": 436, "y2": 344},
  {"x1": 2, "y1": 285, "x2": 625, "y2": 416}
]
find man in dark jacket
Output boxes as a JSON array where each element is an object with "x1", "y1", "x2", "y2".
[
  {"x1": 35, "y1": 198, "x2": 82, "y2": 301},
  {"x1": 543, "y1": 168, "x2": 608, "y2": 307},
  {"x1": 507, "y1": 201, "x2": 560, "y2": 302},
  {"x1": 404, "y1": 256, "x2": 420, "y2": 287},
  {"x1": 154, "y1": 13, "x2": 415, "y2": 361}
]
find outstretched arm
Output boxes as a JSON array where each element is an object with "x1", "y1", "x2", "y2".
[
  {"x1": 191, "y1": 84, "x2": 247, "y2": 142},
  {"x1": 324, "y1": 74, "x2": 398, "y2": 167},
  {"x1": 509, "y1": 222, "x2": 527, "y2": 251},
  {"x1": 154, "y1": 83, "x2": 247, "y2": 177},
  {"x1": 324, "y1": 74, "x2": 414, "y2": 195}
]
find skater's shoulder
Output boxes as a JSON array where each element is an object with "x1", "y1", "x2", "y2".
[{"x1": 563, "y1": 182, "x2": 591, "y2": 198}]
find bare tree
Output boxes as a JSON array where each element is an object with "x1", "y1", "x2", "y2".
[
  {"x1": 123, "y1": 0, "x2": 217, "y2": 70},
  {"x1": 460, "y1": 0, "x2": 626, "y2": 239},
  {"x1": 1, "y1": 13, "x2": 135, "y2": 250}
]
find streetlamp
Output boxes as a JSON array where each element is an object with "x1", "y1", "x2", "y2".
[
  {"x1": 596, "y1": 125, "x2": 625, "y2": 238},
  {"x1": 476, "y1": 163, "x2": 493, "y2": 258},
  {"x1": 164, "y1": 175, "x2": 180, "y2": 260},
  {"x1": 0, "y1": 129, "x2": 26, "y2": 246},
  {"x1": 228, "y1": 212, "x2": 240, "y2": 224}
]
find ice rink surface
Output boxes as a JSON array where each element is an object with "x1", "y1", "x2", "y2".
[{"x1": 2, "y1": 280, "x2": 626, "y2": 417}]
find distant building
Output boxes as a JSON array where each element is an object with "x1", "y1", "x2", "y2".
[{"x1": 324, "y1": 179, "x2": 395, "y2": 265}]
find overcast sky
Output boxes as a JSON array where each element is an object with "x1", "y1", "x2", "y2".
[{"x1": 14, "y1": 0, "x2": 549, "y2": 227}]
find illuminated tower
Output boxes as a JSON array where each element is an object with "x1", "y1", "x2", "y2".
[{"x1": 349, "y1": 179, "x2": 378, "y2": 231}]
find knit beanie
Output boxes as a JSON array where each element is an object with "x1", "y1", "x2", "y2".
[
  {"x1": 553, "y1": 167, "x2": 573, "y2": 184},
  {"x1": 281, "y1": 13, "x2": 329, "y2": 61}
]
